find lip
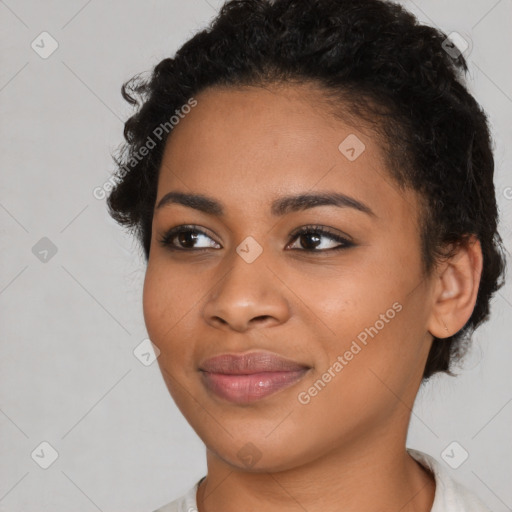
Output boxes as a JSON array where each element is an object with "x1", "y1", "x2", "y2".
[
  {"x1": 200, "y1": 351, "x2": 309, "y2": 374},
  {"x1": 199, "y1": 351, "x2": 310, "y2": 404}
]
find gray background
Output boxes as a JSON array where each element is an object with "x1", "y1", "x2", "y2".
[{"x1": 0, "y1": 1, "x2": 511, "y2": 511}]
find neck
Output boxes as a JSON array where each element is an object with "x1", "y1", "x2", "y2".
[{"x1": 197, "y1": 419, "x2": 435, "y2": 512}]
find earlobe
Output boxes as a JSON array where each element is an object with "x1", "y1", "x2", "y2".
[{"x1": 427, "y1": 236, "x2": 483, "y2": 339}]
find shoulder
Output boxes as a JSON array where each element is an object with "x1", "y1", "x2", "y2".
[
  {"x1": 151, "y1": 477, "x2": 204, "y2": 512},
  {"x1": 407, "y1": 448, "x2": 492, "y2": 512}
]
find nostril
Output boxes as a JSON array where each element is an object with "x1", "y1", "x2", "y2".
[{"x1": 252, "y1": 315, "x2": 272, "y2": 323}]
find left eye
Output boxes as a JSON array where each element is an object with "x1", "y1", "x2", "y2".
[{"x1": 287, "y1": 226, "x2": 353, "y2": 251}]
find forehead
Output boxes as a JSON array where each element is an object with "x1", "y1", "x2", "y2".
[{"x1": 157, "y1": 84, "x2": 419, "y2": 224}]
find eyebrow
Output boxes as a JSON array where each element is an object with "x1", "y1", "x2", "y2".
[{"x1": 155, "y1": 191, "x2": 376, "y2": 218}]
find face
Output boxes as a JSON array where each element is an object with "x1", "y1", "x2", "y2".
[{"x1": 143, "y1": 83, "x2": 436, "y2": 472}]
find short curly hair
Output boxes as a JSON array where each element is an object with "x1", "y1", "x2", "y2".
[{"x1": 106, "y1": 0, "x2": 507, "y2": 380}]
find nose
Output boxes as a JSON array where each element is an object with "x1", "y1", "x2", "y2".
[{"x1": 202, "y1": 252, "x2": 291, "y2": 332}]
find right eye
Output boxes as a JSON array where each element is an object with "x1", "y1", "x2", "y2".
[{"x1": 157, "y1": 225, "x2": 222, "y2": 251}]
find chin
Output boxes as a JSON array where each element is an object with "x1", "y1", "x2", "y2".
[{"x1": 201, "y1": 430, "x2": 315, "y2": 473}]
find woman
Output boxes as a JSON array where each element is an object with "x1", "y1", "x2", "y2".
[{"x1": 107, "y1": 0, "x2": 506, "y2": 510}]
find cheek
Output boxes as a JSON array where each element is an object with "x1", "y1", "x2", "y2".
[
  {"x1": 142, "y1": 261, "x2": 191, "y2": 346},
  {"x1": 142, "y1": 260, "x2": 210, "y2": 375},
  {"x1": 304, "y1": 251, "x2": 425, "y2": 370},
  {"x1": 142, "y1": 268, "x2": 188, "y2": 403},
  {"x1": 297, "y1": 264, "x2": 392, "y2": 341},
  {"x1": 142, "y1": 263, "x2": 166, "y2": 341}
]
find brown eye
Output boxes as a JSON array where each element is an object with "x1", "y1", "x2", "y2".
[
  {"x1": 287, "y1": 226, "x2": 354, "y2": 252},
  {"x1": 158, "y1": 225, "x2": 221, "y2": 251}
]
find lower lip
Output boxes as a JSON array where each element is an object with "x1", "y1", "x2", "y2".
[{"x1": 201, "y1": 369, "x2": 309, "y2": 404}]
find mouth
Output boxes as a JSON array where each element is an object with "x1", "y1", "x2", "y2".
[{"x1": 199, "y1": 351, "x2": 311, "y2": 404}]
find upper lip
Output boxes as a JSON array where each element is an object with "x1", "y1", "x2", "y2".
[{"x1": 199, "y1": 351, "x2": 310, "y2": 374}]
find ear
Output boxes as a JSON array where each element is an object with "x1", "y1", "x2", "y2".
[{"x1": 427, "y1": 235, "x2": 483, "y2": 338}]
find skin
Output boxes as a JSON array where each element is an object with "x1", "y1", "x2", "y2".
[{"x1": 142, "y1": 83, "x2": 483, "y2": 512}]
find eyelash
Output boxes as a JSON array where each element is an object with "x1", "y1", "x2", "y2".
[{"x1": 157, "y1": 224, "x2": 354, "y2": 253}]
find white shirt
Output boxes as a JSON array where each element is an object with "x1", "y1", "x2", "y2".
[{"x1": 153, "y1": 449, "x2": 491, "y2": 512}]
